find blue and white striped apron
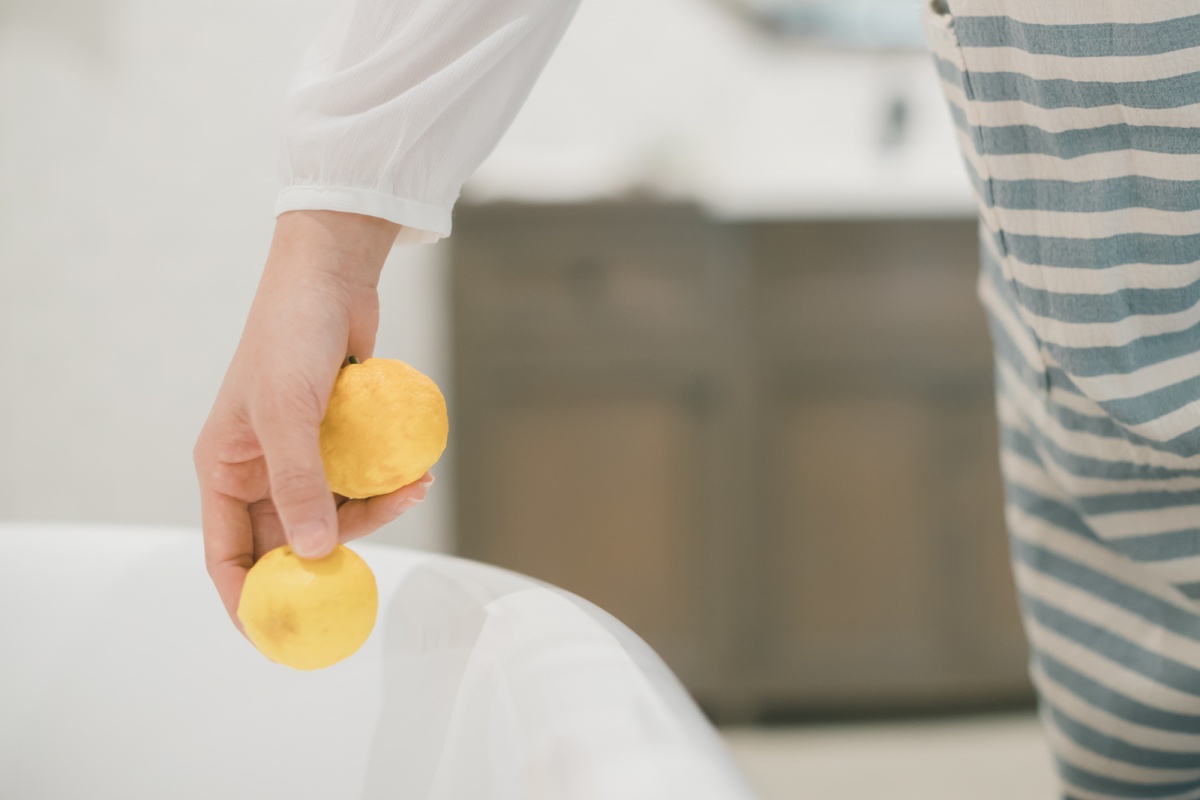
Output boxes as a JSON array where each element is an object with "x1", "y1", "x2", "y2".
[{"x1": 924, "y1": 2, "x2": 1200, "y2": 797}]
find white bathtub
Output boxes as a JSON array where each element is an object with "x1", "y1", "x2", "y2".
[{"x1": 0, "y1": 522, "x2": 758, "y2": 799}]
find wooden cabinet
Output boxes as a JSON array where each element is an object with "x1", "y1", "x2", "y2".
[
  {"x1": 452, "y1": 204, "x2": 744, "y2": 700},
  {"x1": 451, "y1": 202, "x2": 1032, "y2": 722},
  {"x1": 744, "y1": 222, "x2": 1030, "y2": 715}
]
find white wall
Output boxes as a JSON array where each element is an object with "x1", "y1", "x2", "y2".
[{"x1": 0, "y1": 0, "x2": 451, "y2": 552}]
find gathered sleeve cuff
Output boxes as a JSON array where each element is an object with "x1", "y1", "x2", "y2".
[{"x1": 276, "y1": 0, "x2": 581, "y2": 244}]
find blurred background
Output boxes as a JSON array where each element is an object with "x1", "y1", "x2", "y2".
[{"x1": 0, "y1": 0, "x2": 1058, "y2": 795}]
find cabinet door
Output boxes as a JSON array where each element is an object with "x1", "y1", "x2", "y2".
[
  {"x1": 744, "y1": 220, "x2": 1031, "y2": 712},
  {"x1": 936, "y1": 400, "x2": 1031, "y2": 690},
  {"x1": 756, "y1": 387, "x2": 957, "y2": 702},
  {"x1": 454, "y1": 364, "x2": 724, "y2": 690}
]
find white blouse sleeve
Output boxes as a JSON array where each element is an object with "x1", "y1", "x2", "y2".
[{"x1": 275, "y1": 0, "x2": 581, "y2": 245}]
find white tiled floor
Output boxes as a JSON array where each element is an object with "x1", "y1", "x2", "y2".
[{"x1": 721, "y1": 713, "x2": 1058, "y2": 800}]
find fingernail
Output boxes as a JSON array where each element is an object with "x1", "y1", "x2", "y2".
[
  {"x1": 291, "y1": 519, "x2": 331, "y2": 558},
  {"x1": 398, "y1": 494, "x2": 424, "y2": 510},
  {"x1": 419, "y1": 474, "x2": 436, "y2": 488}
]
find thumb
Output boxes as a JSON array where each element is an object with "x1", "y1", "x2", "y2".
[{"x1": 254, "y1": 383, "x2": 338, "y2": 559}]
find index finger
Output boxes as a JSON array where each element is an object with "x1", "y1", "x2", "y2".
[{"x1": 199, "y1": 480, "x2": 255, "y2": 633}]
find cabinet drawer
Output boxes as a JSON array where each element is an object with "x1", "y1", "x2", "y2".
[
  {"x1": 750, "y1": 220, "x2": 990, "y2": 369},
  {"x1": 453, "y1": 202, "x2": 727, "y2": 340}
]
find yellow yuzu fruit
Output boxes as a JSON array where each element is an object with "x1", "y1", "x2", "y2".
[
  {"x1": 236, "y1": 544, "x2": 378, "y2": 671},
  {"x1": 319, "y1": 357, "x2": 448, "y2": 499}
]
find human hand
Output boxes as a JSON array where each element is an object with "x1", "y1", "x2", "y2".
[{"x1": 194, "y1": 210, "x2": 432, "y2": 628}]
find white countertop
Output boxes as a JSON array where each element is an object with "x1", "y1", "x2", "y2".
[{"x1": 0, "y1": 522, "x2": 757, "y2": 800}]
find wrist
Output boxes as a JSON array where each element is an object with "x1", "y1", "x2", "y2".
[{"x1": 269, "y1": 210, "x2": 400, "y2": 289}]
